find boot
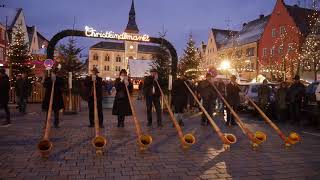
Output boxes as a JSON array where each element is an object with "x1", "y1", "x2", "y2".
[
  {"x1": 120, "y1": 117, "x2": 125, "y2": 127},
  {"x1": 117, "y1": 116, "x2": 121, "y2": 127}
]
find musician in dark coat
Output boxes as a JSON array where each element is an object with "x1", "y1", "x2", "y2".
[
  {"x1": 287, "y1": 75, "x2": 305, "y2": 125},
  {"x1": 15, "y1": 73, "x2": 32, "y2": 113},
  {"x1": 0, "y1": 68, "x2": 10, "y2": 126},
  {"x1": 172, "y1": 75, "x2": 188, "y2": 126},
  {"x1": 42, "y1": 68, "x2": 65, "y2": 128},
  {"x1": 112, "y1": 69, "x2": 133, "y2": 127},
  {"x1": 225, "y1": 75, "x2": 241, "y2": 126},
  {"x1": 143, "y1": 68, "x2": 163, "y2": 127},
  {"x1": 197, "y1": 73, "x2": 217, "y2": 126},
  {"x1": 85, "y1": 67, "x2": 104, "y2": 128}
]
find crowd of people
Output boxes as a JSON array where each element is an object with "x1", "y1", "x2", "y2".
[{"x1": 0, "y1": 66, "x2": 314, "y2": 129}]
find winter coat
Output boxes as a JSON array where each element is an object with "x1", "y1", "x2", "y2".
[
  {"x1": 15, "y1": 78, "x2": 32, "y2": 98},
  {"x1": 287, "y1": 82, "x2": 305, "y2": 104},
  {"x1": 226, "y1": 82, "x2": 241, "y2": 107},
  {"x1": 84, "y1": 75, "x2": 103, "y2": 102},
  {"x1": 197, "y1": 79, "x2": 217, "y2": 101},
  {"x1": 42, "y1": 77, "x2": 65, "y2": 111},
  {"x1": 276, "y1": 87, "x2": 288, "y2": 109},
  {"x1": 172, "y1": 78, "x2": 188, "y2": 110},
  {"x1": 112, "y1": 78, "x2": 133, "y2": 116},
  {"x1": 143, "y1": 76, "x2": 162, "y2": 97},
  {"x1": 0, "y1": 74, "x2": 10, "y2": 105},
  {"x1": 258, "y1": 84, "x2": 271, "y2": 105}
]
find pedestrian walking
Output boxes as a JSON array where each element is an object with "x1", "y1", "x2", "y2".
[
  {"x1": 112, "y1": 69, "x2": 133, "y2": 127},
  {"x1": 143, "y1": 68, "x2": 163, "y2": 127},
  {"x1": 197, "y1": 72, "x2": 217, "y2": 126},
  {"x1": 287, "y1": 75, "x2": 305, "y2": 125},
  {"x1": 172, "y1": 75, "x2": 188, "y2": 126},
  {"x1": 15, "y1": 73, "x2": 32, "y2": 113},
  {"x1": 42, "y1": 68, "x2": 65, "y2": 128},
  {"x1": 85, "y1": 67, "x2": 104, "y2": 128},
  {"x1": 226, "y1": 75, "x2": 241, "y2": 126},
  {"x1": 0, "y1": 68, "x2": 11, "y2": 126}
]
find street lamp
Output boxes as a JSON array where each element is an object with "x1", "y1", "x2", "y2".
[{"x1": 220, "y1": 60, "x2": 231, "y2": 70}]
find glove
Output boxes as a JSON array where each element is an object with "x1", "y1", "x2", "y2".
[
  {"x1": 51, "y1": 74, "x2": 56, "y2": 82},
  {"x1": 92, "y1": 75, "x2": 96, "y2": 81},
  {"x1": 124, "y1": 79, "x2": 129, "y2": 86}
]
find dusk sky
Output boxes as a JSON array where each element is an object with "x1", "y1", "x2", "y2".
[{"x1": 3, "y1": 0, "x2": 310, "y2": 55}]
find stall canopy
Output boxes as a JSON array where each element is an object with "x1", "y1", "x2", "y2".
[{"x1": 128, "y1": 59, "x2": 154, "y2": 78}]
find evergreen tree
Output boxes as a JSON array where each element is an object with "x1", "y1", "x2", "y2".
[
  {"x1": 7, "y1": 25, "x2": 33, "y2": 77},
  {"x1": 152, "y1": 32, "x2": 171, "y2": 92},
  {"x1": 57, "y1": 38, "x2": 85, "y2": 79},
  {"x1": 178, "y1": 34, "x2": 201, "y2": 79}
]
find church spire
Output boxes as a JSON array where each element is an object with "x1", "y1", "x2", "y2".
[{"x1": 124, "y1": 0, "x2": 139, "y2": 34}]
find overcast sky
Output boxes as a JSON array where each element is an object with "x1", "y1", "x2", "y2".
[{"x1": 2, "y1": 0, "x2": 311, "y2": 55}]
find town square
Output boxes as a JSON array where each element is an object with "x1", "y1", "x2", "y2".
[{"x1": 0, "y1": 0, "x2": 319, "y2": 179}]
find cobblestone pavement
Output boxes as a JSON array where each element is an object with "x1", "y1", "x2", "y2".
[{"x1": 0, "y1": 99, "x2": 319, "y2": 180}]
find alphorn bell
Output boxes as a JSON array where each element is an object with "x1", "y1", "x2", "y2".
[
  {"x1": 155, "y1": 80, "x2": 196, "y2": 149},
  {"x1": 37, "y1": 77, "x2": 55, "y2": 158},
  {"x1": 211, "y1": 82, "x2": 267, "y2": 149},
  {"x1": 184, "y1": 82, "x2": 236, "y2": 150},
  {"x1": 124, "y1": 81, "x2": 152, "y2": 151},
  {"x1": 246, "y1": 97, "x2": 300, "y2": 146},
  {"x1": 91, "y1": 76, "x2": 107, "y2": 155}
]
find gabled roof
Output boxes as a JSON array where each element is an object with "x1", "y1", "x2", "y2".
[
  {"x1": 125, "y1": 0, "x2": 139, "y2": 33},
  {"x1": 27, "y1": 26, "x2": 35, "y2": 46},
  {"x1": 222, "y1": 15, "x2": 270, "y2": 49},
  {"x1": 37, "y1": 32, "x2": 49, "y2": 47},
  {"x1": 90, "y1": 41, "x2": 161, "y2": 53},
  {"x1": 211, "y1": 28, "x2": 238, "y2": 49},
  {"x1": 0, "y1": 7, "x2": 22, "y2": 29},
  {"x1": 285, "y1": 5, "x2": 319, "y2": 36}
]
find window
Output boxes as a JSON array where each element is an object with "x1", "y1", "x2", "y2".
[
  {"x1": 263, "y1": 48, "x2": 268, "y2": 57},
  {"x1": 272, "y1": 28, "x2": 276, "y2": 37},
  {"x1": 115, "y1": 66, "x2": 121, "y2": 71},
  {"x1": 280, "y1": 26, "x2": 286, "y2": 35},
  {"x1": 104, "y1": 55, "x2": 110, "y2": 61},
  {"x1": 104, "y1": 66, "x2": 107, "y2": 71},
  {"x1": 93, "y1": 54, "x2": 99, "y2": 60},
  {"x1": 246, "y1": 48, "x2": 254, "y2": 57},
  {"x1": 278, "y1": 45, "x2": 284, "y2": 54},
  {"x1": 288, "y1": 43, "x2": 294, "y2": 52},
  {"x1": 270, "y1": 46, "x2": 275, "y2": 56},
  {"x1": 106, "y1": 66, "x2": 110, "y2": 71},
  {"x1": 0, "y1": 48, "x2": 4, "y2": 61},
  {"x1": 92, "y1": 65, "x2": 98, "y2": 69},
  {"x1": 116, "y1": 56, "x2": 121, "y2": 62}
]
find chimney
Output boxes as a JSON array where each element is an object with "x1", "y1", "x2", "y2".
[
  {"x1": 259, "y1": 14, "x2": 264, "y2": 19},
  {"x1": 243, "y1": 23, "x2": 247, "y2": 27}
]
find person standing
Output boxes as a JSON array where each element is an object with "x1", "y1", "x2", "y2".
[
  {"x1": 42, "y1": 68, "x2": 65, "y2": 128},
  {"x1": 0, "y1": 69, "x2": 11, "y2": 126},
  {"x1": 197, "y1": 73, "x2": 217, "y2": 126},
  {"x1": 112, "y1": 69, "x2": 133, "y2": 127},
  {"x1": 287, "y1": 75, "x2": 305, "y2": 125},
  {"x1": 276, "y1": 81, "x2": 288, "y2": 123},
  {"x1": 225, "y1": 75, "x2": 241, "y2": 126},
  {"x1": 258, "y1": 79, "x2": 271, "y2": 114},
  {"x1": 85, "y1": 67, "x2": 104, "y2": 128},
  {"x1": 172, "y1": 75, "x2": 188, "y2": 126},
  {"x1": 137, "y1": 81, "x2": 144, "y2": 100},
  {"x1": 143, "y1": 69, "x2": 162, "y2": 127},
  {"x1": 215, "y1": 79, "x2": 226, "y2": 113},
  {"x1": 15, "y1": 73, "x2": 32, "y2": 113}
]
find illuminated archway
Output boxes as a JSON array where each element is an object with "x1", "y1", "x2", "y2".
[{"x1": 46, "y1": 29, "x2": 178, "y2": 79}]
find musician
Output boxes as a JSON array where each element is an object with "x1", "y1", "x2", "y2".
[
  {"x1": 112, "y1": 69, "x2": 133, "y2": 127},
  {"x1": 226, "y1": 75, "x2": 241, "y2": 126},
  {"x1": 172, "y1": 75, "x2": 188, "y2": 126},
  {"x1": 197, "y1": 72, "x2": 217, "y2": 126},
  {"x1": 143, "y1": 68, "x2": 163, "y2": 127},
  {"x1": 42, "y1": 68, "x2": 65, "y2": 128},
  {"x1": 84, "y1": 67, "x2": 104, "y2": 128},
  {"x1": 0, "y1": 68, "x2": 10, "y2": 126}
]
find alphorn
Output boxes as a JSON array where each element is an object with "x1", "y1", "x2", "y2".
[
  {"x1": 246, "y1": 97, "x2": 300, "y2": 146},
  {"x1": 155, "y1": 80, "x2": 195, "y2": 148},
  {"x1": 37, "y1": 78, "x2": 55, "y2": 158},
  {"x1": 184, "y1": 81, "x2": 236, "y2": 149},
  {"x1": 124, "y1": 82, "x2": 152, "y2": 151},
  {"x1": 211, "y1": 82, "x2": 267, "y2": 149},
  {"x1": 91, "y1": 77, "x2": 107, "y2": 155}
]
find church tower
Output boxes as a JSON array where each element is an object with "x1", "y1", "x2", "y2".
[{"x1": 125, "y1": 0, "x2": 139, "y2": 62}]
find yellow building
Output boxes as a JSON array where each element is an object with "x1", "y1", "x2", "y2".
[{"x1": 88, "y1": 0, "x2": 160, "y2": 79}]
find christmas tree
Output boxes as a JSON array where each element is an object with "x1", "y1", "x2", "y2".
[
  {"x1": 152, "y1": 32, "x2": 171, "y2": 92},
  {"x1": 57, "y1": 38, "x2": 85, "y2": 79},
  {"x1": 178, "y1": 34, "x2": 201, "y2": 79},
  {"x1": 7, "y1": 25, "x2": 34, "y2": 77}
]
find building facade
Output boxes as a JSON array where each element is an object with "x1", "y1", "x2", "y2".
[
  {"x1": 88, "y1": 0, "x2": 160, "y2": 79},
  {"x1": 258, "y1": 0, "x2": 319, "y2": 80},
  {"x1": 0, "y1": 23, "x2": 7, "y2": 67}
]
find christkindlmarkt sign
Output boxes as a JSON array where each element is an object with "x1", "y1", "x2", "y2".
[{"x1": 84, "y1": 26, "x2": 150, "y2": 42}]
